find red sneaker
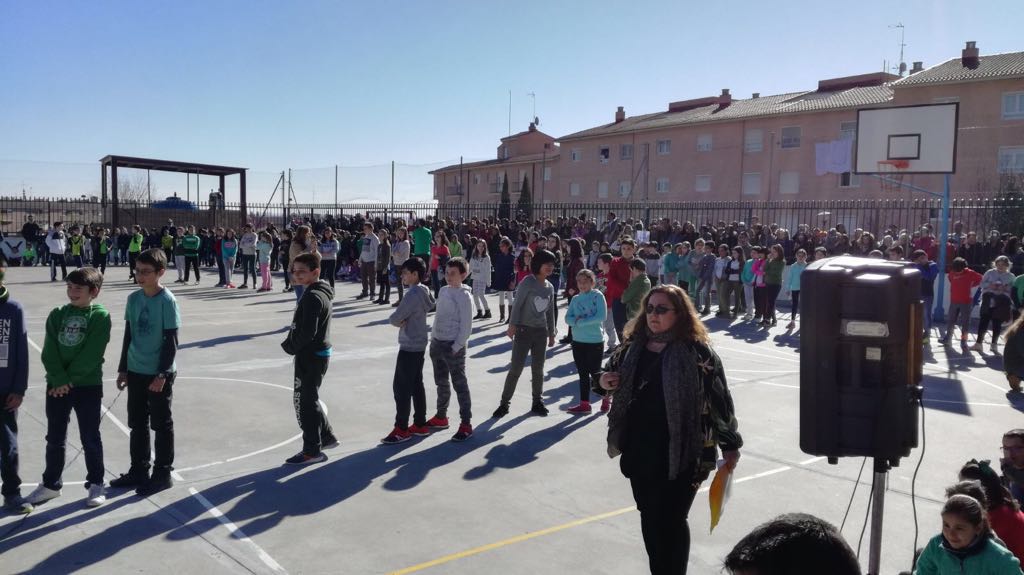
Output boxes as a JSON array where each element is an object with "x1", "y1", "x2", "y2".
[
  {"x1": 567, "y1": 402, "x2": 592, "y2": 415},
  {"x1": 380, "y1": 427, "x2": 411, "y2": 445},
  {"x1": 451, "y1": 423, "x2": 473, "y2": 442},
  {"x1": 408, "y1": 424, "x2": 431, "y2": 437},
  {"x1": 600, "y1": 396, "x2": 612, "y2": 413},
  {"x1": 425, "y1": 416, "x2": 449, "y2": 430}
]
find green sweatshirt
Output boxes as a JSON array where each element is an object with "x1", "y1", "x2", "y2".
[
  {"x1": 182, "y1": 234, "x2": 200, "y2": 256},
  {"x1": 41, "y1": 303, "x2": 112, "y2": 389},
  {"x1": 622, "y1": 274, "x2": 652, "y2": 320}
]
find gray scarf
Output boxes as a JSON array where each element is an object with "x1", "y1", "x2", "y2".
[{"x1": 606, "y1": 332, "x2": 704, "y2": 481}]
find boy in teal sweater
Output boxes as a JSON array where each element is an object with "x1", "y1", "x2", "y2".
[{"x1": 29, "y1": 267, "x2": 112, "y2": 508}]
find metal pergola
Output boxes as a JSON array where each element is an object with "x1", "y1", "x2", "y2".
[{"x1": 99, "y1": 155, "x2": 248, "y2": 228}]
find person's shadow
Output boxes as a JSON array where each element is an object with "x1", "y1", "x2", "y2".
[{"x1": 463, "y1": 414, "x2": 603, "y2": 480}]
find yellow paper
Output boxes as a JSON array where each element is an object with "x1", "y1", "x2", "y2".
[{"x1": 709, "y1": 461, "x2": 733, "y2": 533}]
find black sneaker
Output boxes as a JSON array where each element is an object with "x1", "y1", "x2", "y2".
[
  {"x1": 109, "y1": 470, "x2": 149, "y2": 489},
  {"x1": 3, "y1": 496, "x2": 33, "y2": 515},
  {"x1": 135, "y1": 473, "x2": 174, "y2": 497},
  {"x1": 321, "y1": 435, "x2": 340, "y2": 449},
  {"x1": 238, "y1": 284, "x2": 248, "y2": 289},
  {"x1": 285, "y1": 452, "x2": 327, "y2": 466},
  {"x1": 531, "y1": 402, "x2": 549, "y2": 416},
  {"x1": 492, "y1": 403, "x2": 509, "y2": 419}
]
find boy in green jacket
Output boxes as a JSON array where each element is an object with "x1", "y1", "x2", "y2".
[
  {"x1": 28, "y1": 267, "x2": 112, "y2": 508},
  {"x1": 621, "y1": 259, "x2": 652, "y2": 322}
]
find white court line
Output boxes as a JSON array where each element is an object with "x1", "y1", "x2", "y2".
[
  {"x1": 799, "y1": 456, "x2": 826, "y2": 465},
  {"x1": 188, "y1": 488, "x2": 288, "y2": 574},
  {"x1": 176, "y1": 434, "x2": 303, "y2": 473},
  {"x1": 714, "y1": 346, "x2": 800, "y2": 364},
  {"x1": 25, "y1": 340, "x2": 288, "y2": 574},
  {"x1": 27, "y1": 336, "x2": 42, "y2": 353},
  {"x1": 22, "y1": 480, "x2": 87, "y2": 488}
]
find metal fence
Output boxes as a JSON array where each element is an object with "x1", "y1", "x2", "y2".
[{"x1": 3, "y1": 196, "x2": 1024, "y2": 238}]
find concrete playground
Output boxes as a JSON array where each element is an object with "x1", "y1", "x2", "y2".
[{"x1": 1, "y1": 263, "x2": 1021, "y2": 575}]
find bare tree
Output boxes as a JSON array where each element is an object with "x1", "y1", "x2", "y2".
[{"x1": 116, "y1": 172, "x2": 156, "y2": 204}]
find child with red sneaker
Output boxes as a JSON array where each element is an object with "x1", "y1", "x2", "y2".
[
  {"x1": 426, "y1": 258, "x2": 475, "y2": 441},
  {"x1": 565, "y1": 269, "x2": 606, "y2": 414},
  {"x1": 381, "y1": 257, "x2": 436, "y2": 444}
]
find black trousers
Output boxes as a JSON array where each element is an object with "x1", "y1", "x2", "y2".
[
  {"x1": 92, "y1": 253, "x2": 107, "y2": 274},
  {"x1": 320, "y1": 260, "x2": 337, "y2": 287},
  {"x1": 216, "y1": 255, "x2": 226, "y2": 284},
  {"x1": 50, "y1": 253, "x2": 67, "y2": 281},
  {"x1": 630, "y1": 475, "x2": 700, "y2": 575},
  {"x1": 184, "y1": 255, "x2": 200, "y2": 282},
  {"x1": 240, "y1": 254, "x2": 257, "y2": 286},
  {"x1": 126, "y1": 372, "x2": 175, "y2": 474},
  {"x1": 128, "y1": 252, "x2": 139, "y2": 279},
  {"x1": 43, "y1": 386, "x2": 104, "y2": 488},
  {"x1": 377, "y1": 270, "x2": 390, "y2": 300},
  {"x1": 0, "y1": 393, "x2": 22, "y2": 498},
  {"x1": 571, "y1": 341, "x2": 602, "y2": 403},
  {"x1": 393, "y1": 350, "x2": 426, "y2": 430},
  {"x1": 294, "y1": 355, "x2": 334, "y2": 455}
]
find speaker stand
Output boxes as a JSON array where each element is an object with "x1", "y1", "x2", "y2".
[{"x1": 867, "y1": 458, "x2": 892, "y2": 575}]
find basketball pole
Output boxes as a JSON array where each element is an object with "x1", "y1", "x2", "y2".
[{"x1": 874, "y1": 173, "x2": 949, "y2": 324}]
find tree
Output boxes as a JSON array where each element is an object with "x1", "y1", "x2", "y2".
[
  {"x1": 498, "y1": 172, "x2": 511, "y2": 220},
  {"x1": 116, "y1": 172, "x2": 157, "y2": 204},
  {"x1": 516, "y1": 175, "x2": 533, "y2": 221}
]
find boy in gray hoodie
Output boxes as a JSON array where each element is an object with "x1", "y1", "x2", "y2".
[
  {"x1": 381, "y1": 257, "x2": 435, "y2": 444},
  {"x1": 493, "y1": 249, "x2": 559, "y2": 418}
]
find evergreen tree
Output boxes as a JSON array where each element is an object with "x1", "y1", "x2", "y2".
[
  {"x1": 516, "y1": 175, "x2": 533, "y2": 221},
  {"x1": 498, "y1": 172, "x2": 511, "y2": 220}
]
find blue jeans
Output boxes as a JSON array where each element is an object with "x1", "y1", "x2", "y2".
[
  {"x1": 49, "y1": 254, "x2": 67, "y2": 281},
  {"x1": 922, "y1": 295, "x2": 935, "y2": 336},
  {"x1": 0, "y1": 393, "x2": 23, "y2": 498}
]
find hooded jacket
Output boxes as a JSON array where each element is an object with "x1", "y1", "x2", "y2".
[
  {"x1": 914, "y1": 533, "x2": 1021, "y2": 574},
  {"x1": 388, "y1": 283, "x2": 435, "y2": 352},
  {"x1": 0, "y1": 287, "x2": 28, "y2": 397},
  {"x1": 281, "y1": 280, "x2": 334, "y2": 358}
]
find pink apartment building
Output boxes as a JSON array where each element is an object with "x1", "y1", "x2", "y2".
[{"x1": 430, "y1": 41, "x2": 1024, "y2": 205}]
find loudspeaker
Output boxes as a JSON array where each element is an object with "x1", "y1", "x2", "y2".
[{"x1": 799, "y1": 256, "x2": 922, "y2": 462}]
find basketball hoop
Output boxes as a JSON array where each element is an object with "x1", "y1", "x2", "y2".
[{"x1": 877, "y1": 159, "x2": 910, "y2": 193}]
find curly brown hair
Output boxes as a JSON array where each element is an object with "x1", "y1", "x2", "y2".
[{"x1": 623, "y1": 284, "x2": 710, "y2": 345}]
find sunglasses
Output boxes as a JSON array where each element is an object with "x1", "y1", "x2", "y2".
[{"x1": 645, "y1": 304, "x2": 674, "y2": 316}]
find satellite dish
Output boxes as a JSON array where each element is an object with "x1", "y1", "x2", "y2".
[{"x1": 534, "y1": 116, "x2": 540, "y2": 126}]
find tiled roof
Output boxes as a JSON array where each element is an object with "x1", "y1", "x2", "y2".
[
  {"x1": 428, "y1": 152, "x2": 559, "y2": 175},
  {"x1": 559, "y1": 85, "x2": 893, "y2": 141},
  {"x1": 894, "y1": 52, "x2": 1024, "y2": 87}
]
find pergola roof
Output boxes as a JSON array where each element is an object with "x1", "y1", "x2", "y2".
[{"x1": 99, "y1": 155, "x2": 247, "y2": 176}]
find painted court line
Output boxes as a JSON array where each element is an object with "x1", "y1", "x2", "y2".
[
  {"x1": 26, "y1": 339, "x2": 288, "y2": 575},
  {"x1": 714, "y1": 346, "x2": 800, "y2": 364},
  {"x1": 388, "y1": 464, "x2": 794, "y2": 575}
]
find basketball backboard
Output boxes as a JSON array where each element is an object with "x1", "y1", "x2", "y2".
[{"x1": 854, "y1": 103, "x2": 959, "y2": 174}]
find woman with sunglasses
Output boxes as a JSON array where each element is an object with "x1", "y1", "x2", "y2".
[{"x1": 597, "y1": 284, "x2": 742, "y2": 574}]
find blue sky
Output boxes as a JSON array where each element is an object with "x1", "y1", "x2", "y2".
[{"x1": 0, "y1": 0, "x2": 1019, "y2": 201}]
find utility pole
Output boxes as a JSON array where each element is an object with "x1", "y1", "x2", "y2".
[
  {"x1": 334, "y1": 164, "x2": 338, "y2": 210},
  {"x1": 508, "y1": 90, "x2": 512, "y2": 137},
  {"x1": 889, "y1": 23, "x2": 907, "y2": 76},
  {"x1": 390, "y1": 160, "x2": 395, "y2": 224}
]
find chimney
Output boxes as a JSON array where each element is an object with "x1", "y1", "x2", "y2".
[
  {"x1": 910, "y1": 61, "x2": 923, "y2": 74},
  {"x1": 752, "y1": 92, "x2": 760, "y2": 99},
  {"x1": 615, "y1": 106, "x2": 625, "y2": 123},
  {"x1": 528, "y1": 122, "x2": 537, "y2": 132},
  {"x1": 718, "y1": 88, "x2": 732, "y2": 108},
  {"x1": 962, "y1": 41, "x2": 979, "y2": 68}
]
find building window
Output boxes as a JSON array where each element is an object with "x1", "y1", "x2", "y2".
[
  {"x1": 599, "y1": 147, "x2": 610, "y2": 163},
  {"x1": 618, "y1": 181, "x2": 631, "y2": 198},
  {"x1": 781, "y1": 126, "x2": 801, "y2": 149},
  {"x1": 744, "y1": 129, "x2": 763, "y2": 153},
  {"x1": 742, "y1": 172, "x2": 761, "y2": 195},
  {"x1": 570, "y1": 182, "x2": 581, "y2": 197},
  {"x1": 571, "y1": 148, "x2": 582, "y2": 162},
  {"x1": 657, "y1": 139, "x2": 671, "y2": 155},
  {"x1": 839, "y1": 172, "x2": 861, "y2": 188},
  {"x1": 620, "y1": 144, "x2": 634, "y2": 160},
  {"x1": 656, "y1": 177, "x2": 670, "y2": 194},
  {"x1": 543, "y1": 167, "x2": 551, "y2": 182},
  {"x1": 840, "y1": 121, "x2": 857, "y2": 140},
  {"x1": 697, "y1": 134, "x2": 713, "y2": 152},
  {"x1": 473, "y1": 174, "x2": 481, "y2": 185},
  {"x1": 695, "y1": 175, "x2": 711, "y2": 193},
  {"x1": 779, "y1": 171, "x2": 800, "y2": 195},
  {"x1": 1003, "y1": 92, "x2": 1024, "y2": 120},
  {"x1": 597, "y1": 181, "x2": 609, "y2": 199},
  {"x1": 998, "y1": 146, "x2": 1024, "y2": 174}
]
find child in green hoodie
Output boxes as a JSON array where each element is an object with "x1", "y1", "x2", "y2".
[{"x1": 29, "y1": 267, "x2": 112, "y2": 508}]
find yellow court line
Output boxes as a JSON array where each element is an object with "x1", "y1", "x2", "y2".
[{"x1": 387, "y1": 506, "x2": 636, "y2": 575}]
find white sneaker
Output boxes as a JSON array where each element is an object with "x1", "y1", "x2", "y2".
[
  {"x1": 86, "y1": 484, "x2": 106, "y2": 507},
  {"x1": 26, "y1": 485, "x2": 61, "y2": 505},
  {"x1": 970, "y1": 342, "x2": 984, "y2": 352}
]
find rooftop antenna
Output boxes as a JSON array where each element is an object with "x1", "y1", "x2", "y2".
[
  {"x1": 889, "y1": 23, "x2": 907, "y2": 76},
  {"x1": 527, "y1": 91, "x2": 538, "y2": 125}
]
